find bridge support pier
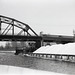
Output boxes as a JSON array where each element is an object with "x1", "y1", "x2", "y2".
[
  {"x1": 41, "y1": 39, "x2": 44, "y2": 46},
  {"x1": 35, "y1": 40, "x2": 41, "y2": 49}
]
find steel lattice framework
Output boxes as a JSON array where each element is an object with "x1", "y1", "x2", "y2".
[
  {"x1": 0, "y1": 15, "x2": 74, "y2": 44},
  {"x1": 0, "y1": 15, "x2": 38, "y2": 36}
]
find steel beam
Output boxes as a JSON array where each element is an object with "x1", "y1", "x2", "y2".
[
  {"x1": 2, "y1": 24, "x2": 10, "y2": 35},
  {"x1": 0, "y1": 35, "x2": 42, "y2": 41},
  {"x1": 5, "y1": 25, "x2": 12, "y2": 35},
  {"x1": 12, "y1": 21, "x2": 14, "y2": 35},
  {"x1": 0, "y1": 17, "x2": 1, "y2": 34}
]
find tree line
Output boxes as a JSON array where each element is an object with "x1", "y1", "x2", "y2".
[{"x1": 0, "y1": 41, "x2": 31, "y2": 51}]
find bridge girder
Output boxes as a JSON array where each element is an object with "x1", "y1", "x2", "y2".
[{"x1": 0, "y1": 35, "x2": 42, "y2": 41}]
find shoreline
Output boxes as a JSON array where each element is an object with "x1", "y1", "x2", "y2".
[{"x1": 0, "y1": 65, "x2": 67, "y2": 75}]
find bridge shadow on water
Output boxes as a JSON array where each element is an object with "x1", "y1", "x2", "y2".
[{"x1": 0, "y1": 52, "x2": 75, "y2": 74}]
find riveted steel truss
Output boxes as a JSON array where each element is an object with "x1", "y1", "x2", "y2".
[
  {"x1": 0, "y1": 15, "x2": 38, "y2": 36},
  {"x1": 0, "y1": 15, "x2": 74, "y2": 44}
]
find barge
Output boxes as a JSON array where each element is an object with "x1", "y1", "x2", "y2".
[{"x1": 26, "y1": 53, "x2": 75, "y2": 62}]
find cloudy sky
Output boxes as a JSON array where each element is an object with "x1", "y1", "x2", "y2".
[{"x1": 0, "y1": 0, "x2": 75, "y2": 36}]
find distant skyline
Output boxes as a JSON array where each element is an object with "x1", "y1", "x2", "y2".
[{"x1": 0, "y1": 0, "x2": 75, "y2": 36}]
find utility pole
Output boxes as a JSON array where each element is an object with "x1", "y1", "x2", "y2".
[
  {"x1": 0, "y1": 17, "x2": 1, "y2": 35},
  {"x1": 73, "y1": 29, "x2": 75, "y2": 42}
]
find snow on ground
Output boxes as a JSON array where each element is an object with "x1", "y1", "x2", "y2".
[
  {"x1": 0, "y1": 65, "x2": 67, "y2": 75},
  {"x1": 34, "y1": 43, "x2": 75, "y2": 55}
]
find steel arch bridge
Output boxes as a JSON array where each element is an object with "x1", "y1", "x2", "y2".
[
  {"x1": 0, "y1": 15, "x2": 42, "y2": 41},
  {"x1": 0, "y1": 15, "x2": 42, "y2": 49},
  {"x1": 0, "y1": 15, "x2": 74, "y2": 49},
  {"x1": 0, "y1": 15, "x2": 38, "y2": 36}
]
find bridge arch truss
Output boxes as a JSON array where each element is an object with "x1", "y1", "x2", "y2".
[{"x1": 0, "y1": 15, "x2": 38, "y2": 36}]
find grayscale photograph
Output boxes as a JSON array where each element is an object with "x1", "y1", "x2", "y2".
[{"x1": 0, "y1": 0, "x2": 75, "y2": 75}]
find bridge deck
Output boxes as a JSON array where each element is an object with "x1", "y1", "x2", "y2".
[
  {"x1": 0, "y1": 35, "x2": 74, "y2": 43},
  {"x1": 0, "y1": 35, "x2": 42, "y2": 41}
]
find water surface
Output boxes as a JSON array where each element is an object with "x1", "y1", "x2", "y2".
[{"x1": 0, "y1": 52, "x2": 75, "y2": 74}]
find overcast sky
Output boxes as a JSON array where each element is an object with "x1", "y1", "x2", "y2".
[{"x1": 0, "y1": 0, "x2": 75, "y2": 36}]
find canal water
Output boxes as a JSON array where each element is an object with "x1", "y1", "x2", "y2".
[{"x1": 0, "y1": 52, "x2": 75, "y2": 74}]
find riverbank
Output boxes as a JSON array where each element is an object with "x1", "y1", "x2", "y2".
[
  {"x1": 0, "y1": 52, "x2": 75, "y2": 74},
  {"x1": 0, "y1": 65, "x2": 67, "y2": 75}
]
